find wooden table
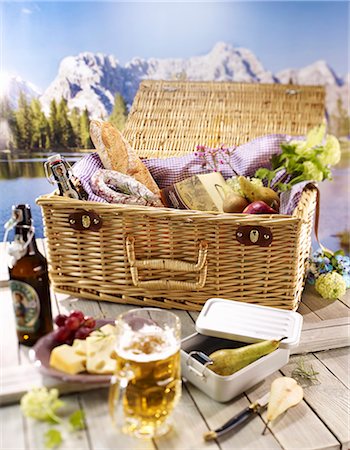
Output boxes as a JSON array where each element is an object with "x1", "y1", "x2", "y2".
[{"x1": 1, "y1": 240, "x2": 349, "y2": 450}]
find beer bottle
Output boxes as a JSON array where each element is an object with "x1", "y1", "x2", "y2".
[{"x1": 8, "y1": 204, "x2": 53, "y2": 346}]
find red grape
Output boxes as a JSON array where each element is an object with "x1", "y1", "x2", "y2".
[
  {"x1": 69, "y1": 310, "x2": 85, "y2": 324},
  {"x1": 54, "y1": 314, "x2": 68, "y2": 327},
  {"x1": 65, "y1": 316, "x2": 81, "y2": 331},
  {"x1": 52, "y1": 326, "x2": 72, "y2": 344},
  {"x1": 75, "y1": 327, "x2": 92, "y2": 340},
  {"x1": 84, "y1": 316, "x2": 96, "y2": 329}
]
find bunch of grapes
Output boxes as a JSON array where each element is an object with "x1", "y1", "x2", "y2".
[{"x1": 52, "y1": 310, "x2": 96, "y2": 345}]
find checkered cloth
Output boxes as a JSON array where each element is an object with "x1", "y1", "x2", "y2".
[{"x1": 73, "y1": 134, "x2": 313, "y2": 214}]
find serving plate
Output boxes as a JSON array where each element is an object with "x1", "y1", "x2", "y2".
[{"x1": 30, "y1": 319, "x2": 115, "y2": 384}]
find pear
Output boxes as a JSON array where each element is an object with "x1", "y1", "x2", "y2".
[
  {"x1": 238, "y1": 176, "x2": 280, "y2": 210},
  {"x1": 263, "y1": 377, "x2": 303, "y2": 433},
  {"x1": 208, "y1": 339, "x2": 280, "y2": 376},
  {"x1": 223, "y1": 192, "x2": 249, "y2": 213}
]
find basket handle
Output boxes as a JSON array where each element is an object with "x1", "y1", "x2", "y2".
[{"x1": 126, "y1": 236, "x2": 208, "y2": 291}]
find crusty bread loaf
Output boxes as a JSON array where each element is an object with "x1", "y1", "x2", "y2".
[{"x1": 90, "y1": 120, "x2": 160, "y2": 195}]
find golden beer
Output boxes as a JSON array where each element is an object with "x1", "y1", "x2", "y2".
[{"x1": 110, "y1": 309, "x2": 182, "y2": 438}]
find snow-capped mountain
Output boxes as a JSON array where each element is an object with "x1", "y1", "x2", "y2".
[
  {"x1": 0, "y1": 73, "x2": 41, "y2": 109},
  {"x1": 40, "y1": 42, "x2": 278, "y2": 118},
  {"x1": 3, "y1": 43, "x2": 349, "y2": 120}
]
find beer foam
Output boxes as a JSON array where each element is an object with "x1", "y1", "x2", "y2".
[{"x1": 116, "y1": 325, "x2": 179, "y2": 362}]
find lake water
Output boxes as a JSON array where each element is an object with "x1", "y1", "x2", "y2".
[
  {"x1": 0, "y1": 150, "x2": 349, "y2": 254},
  {"x1": 0, "y1": 151, "x2": 83, "y2": 242}
]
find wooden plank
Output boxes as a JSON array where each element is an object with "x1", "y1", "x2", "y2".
[
  {"x1": 314, "y1": 347, "x2": 350, "y2": 389},
  {"x1": 281, "y1": 353, "x2": 349, "y2": 449},
  {"x1": 54, "y1": 291, "x2": 103, "y2": 319},
  {"x1": 292, "y1": 319, "x2": 350, "y2": 355},
  {"x1": 245, "y1": 371, "x2": 340, "y2": 450},
  {"x1": 24, "y1": 394, "x2": 90, "y2": 450},
  {"x1": 80, "y1": 388, "x2": 155, "y2": 450},
  {"x1": 186, "y1": 384, "x2": 281, "y2": 449},
  {"x1": 0, "y1": 403, "x2": 27, "y2": 450},
  {"x1": 154, "y1": 386, "x2": 220, "y2": 450},
  {"x1": 338, "y1": 290, "x2": 350, "y2": 308},
  {"x1": 297, "y1": 301, "x2": 322, "y2": 325},
  {"x1": 302, "y1": 285, "x2": 349, "y2": 321}
]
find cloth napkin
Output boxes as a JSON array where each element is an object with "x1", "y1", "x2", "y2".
[{"x1": 73, "y1": 134, "x2": 313, "y2": 215}]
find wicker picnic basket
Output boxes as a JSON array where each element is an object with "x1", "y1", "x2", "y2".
[{"x1": 37, "y1": 80, "x2": 325, "y2": 311}]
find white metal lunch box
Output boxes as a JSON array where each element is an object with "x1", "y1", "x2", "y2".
[{"x1": 180, "y1": 298, "x2": 303, "y2": 402}]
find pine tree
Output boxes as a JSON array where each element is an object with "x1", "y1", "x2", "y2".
[
  {"x1": 14, "y1": 92, "x2": 33, "y2": 150},
  {"x1": 30, "y1": 98, "x2": 49, "y2": 149},
  {"x1": 49, "y1": 99, "x2": 61, "y2": 148},
  {"x1": 80, "y1": 108, "x2": 92, "y2": 149},
  {"x1": 58, "y1": 98, "x2": 75, "y2": 148},
  {"x1": 69, "y1": 107, "x2": 81, "y2": 148},
  {"x1": 109, "y1": 93, "x2": 127, "y2": 130},
  {"x1": 0, "y1": 98, "x2": 16, "y2": 148}
]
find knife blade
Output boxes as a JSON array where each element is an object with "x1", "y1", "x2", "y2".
[{"x1": 203, "y1": 392, "x2": 270, "y2": 441}]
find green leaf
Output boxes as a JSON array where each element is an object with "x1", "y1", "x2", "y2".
[
  {"x1": 44, "y1": 429, "x2": 63, "y2": 449},
  {"x1": 255, "y1": 168, "x2": 270, "y2": 179},
  {"x1": 68, "y1": 410, "x2": 86, "y2": 431}
]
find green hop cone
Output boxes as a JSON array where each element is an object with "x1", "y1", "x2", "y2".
[{"x1": 315, "y1": 272, "x2": 347, "y2": 300}]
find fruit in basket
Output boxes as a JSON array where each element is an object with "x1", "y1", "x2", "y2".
[
  {"x1": 223, "y1": 192, "x2": 249, "y2": 213},
  {"x1": 263, "y1": 377, "x2": 303, "y2": 433},
  {"x1": 238, "y1": 176, "x2": 280, "y2": 210},
  {"x1": 243, "y1": 201, "x2": 278, "y2": 215},
  {"x1": 208, "y1": 339, "x2": 281, "y2": 376}
]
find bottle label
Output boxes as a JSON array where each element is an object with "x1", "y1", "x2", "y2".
[{"x1": 9, "y1": 280, "x2": 41, "y2": 332}]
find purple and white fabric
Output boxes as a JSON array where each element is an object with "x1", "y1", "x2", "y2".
[{"x1": 73, "y1": 134, "x2": 315, "y2": 215}]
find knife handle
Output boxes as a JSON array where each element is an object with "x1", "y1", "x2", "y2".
[{"x1": 215, "y1": 404, "x2": 257, "y2": 438}]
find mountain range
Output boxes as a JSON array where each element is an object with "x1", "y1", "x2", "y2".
[{"x1": 2, "y1": 41, "x2": 349, "y2": 122}]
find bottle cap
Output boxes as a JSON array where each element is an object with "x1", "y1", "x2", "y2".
[{"x1": 12, "y1": 204, "x2": 32, "y2": 227}]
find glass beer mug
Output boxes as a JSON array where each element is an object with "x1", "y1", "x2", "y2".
[{"x1": 109, "y1": 308, "x2": 181, "y2": 438}]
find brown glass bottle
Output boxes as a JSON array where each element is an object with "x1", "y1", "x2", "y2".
[{"x1": 8, "y1": 204, "x2": 53, "y2": 346}]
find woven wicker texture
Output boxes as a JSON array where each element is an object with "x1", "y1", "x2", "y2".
[
  {"x1": 123, "y1": 80, "x2": 325, "y2": 158},
  {"x1": 37, "y1": 80, "x2": 325, "y2": 311}
]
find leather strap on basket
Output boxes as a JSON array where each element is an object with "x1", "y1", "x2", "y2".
[{"x1": 309, "y1": 184, "x2": 333, "y2": 255}]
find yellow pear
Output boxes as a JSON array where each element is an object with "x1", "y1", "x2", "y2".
[
  {"x1": 263, "y1": 377, "x2": 303, "y2": 433},
  {"x1": 238, "y1": 176, "x2": 280, "y2": 210},
  {"x1": 208, "y1": 339, "x2": 280, "y2": 376}
]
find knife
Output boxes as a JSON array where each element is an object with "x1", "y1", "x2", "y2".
[{"x1": 203, "y1": 392, "x2": 269, "y2": 441}]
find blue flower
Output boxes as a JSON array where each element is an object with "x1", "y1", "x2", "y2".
[{"x1": 343, "y1": 274, "x2": 350, "y2": 289}]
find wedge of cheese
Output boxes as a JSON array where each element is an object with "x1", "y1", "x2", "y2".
[
  {"x1": 72, "y1": 339, "x2": 87, "y2": 356},
  {"x1": 85, "y1": 334, "x2": 117, "y2": 374},
  {"x1": 49, "y1": 344, "x2": 86, "y2": 375},
  {"x1": 90, "y1": 324, "x2": 117, "y2": 337}
]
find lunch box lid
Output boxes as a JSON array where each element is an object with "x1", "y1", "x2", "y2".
[{"x1": 195, "y1": 298, "x2": 303, "y2": 349}]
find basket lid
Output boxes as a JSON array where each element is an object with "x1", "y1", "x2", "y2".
[
  {"x1": 195, "y1": 298, "x2": 303, "y2": 349},
  {"x1": 123, "y1": 80, "x2": 325, "y2": 159}
]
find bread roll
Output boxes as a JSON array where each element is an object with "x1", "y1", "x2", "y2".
[{"x1": 90, "y1": 120, "x2": 160, "y2": 195}]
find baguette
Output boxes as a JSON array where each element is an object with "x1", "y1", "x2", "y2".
[{"x1": 90, "y1": 120, "x2": 160, "y2": 195}]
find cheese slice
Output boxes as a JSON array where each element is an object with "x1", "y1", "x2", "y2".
[
  {"x1": 72, "y1": 339, "x2": 87, "y2": 356},
  {"x1": 86, "y1": 334, "x2": 117, "y2": 374},
  {"x1": 49, "y1": 344, "x2": 86, "y2": 375},
  {"x1": 90, "y1": 324, "x2": 117, "y2": 337}
]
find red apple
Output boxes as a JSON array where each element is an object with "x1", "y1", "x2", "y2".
[{"x1": 243, "y1": 201, "x2": 278, "y2": 214}]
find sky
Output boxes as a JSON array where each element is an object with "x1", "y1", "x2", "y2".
[{"x1": 0, "y1": 1, "x2": 349, "y2": 91}]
